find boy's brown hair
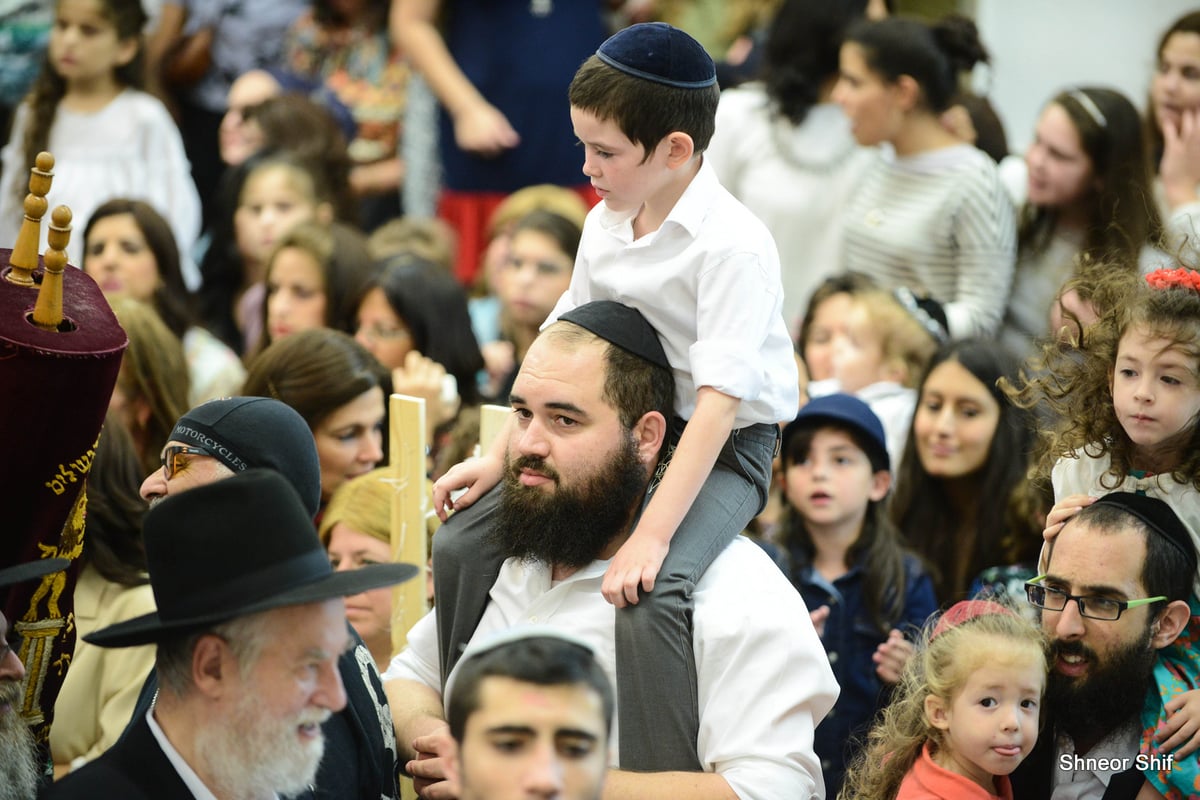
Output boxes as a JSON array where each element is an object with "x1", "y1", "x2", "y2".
[{"x1": 568, "y1": 55, "x2": 719, "y2": 163}]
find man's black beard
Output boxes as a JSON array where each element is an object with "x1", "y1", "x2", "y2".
[
  {"x1": 490, "y1": 436, "x2": 649, "y2": 570},
  {"x1": 1046, "y1": 627, "x2": 1158, "y2": 746}
]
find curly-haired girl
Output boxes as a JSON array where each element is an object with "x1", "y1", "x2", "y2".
[
  {"x1": 841, "y1": 599, "x2": 1047, "y2": 800},
  {"x1": 1006, "y1": 265, "x2": 1200, "y2": 796}
]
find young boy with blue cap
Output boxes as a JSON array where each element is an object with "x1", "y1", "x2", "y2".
[{"x1": 432, "y1": 22, "x2": 799, "y2": 771}]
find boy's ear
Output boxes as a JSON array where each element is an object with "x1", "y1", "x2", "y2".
[
  {"x1": 869, "y1": 469, "x2": 892, "y2": 502},
  {"x1": 924, "y1": 694, "x2": 951, "y2": 731},
  {"x1": 663, "y1": 132, "x2": 695, "y2": 169}
]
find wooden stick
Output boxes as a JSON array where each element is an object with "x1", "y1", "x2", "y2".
[
  {"x1": 478, "y1": 404, "x2": 510, "y2": 454},
  {"x1": 388, "y1": 393, "x2": 428, "y2": 661},
  {"x1": 6, "y1": 152, "x2": 54, "y2": 287}
]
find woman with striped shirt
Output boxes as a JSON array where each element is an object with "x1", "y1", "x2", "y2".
[{"x1": 833, "y1": 15, "x2": 1015, "y2": 340}]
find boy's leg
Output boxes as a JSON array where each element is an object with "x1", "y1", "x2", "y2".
[
  {"x1": 431, "y1": 484, "x2": 507, "y2": 687},
  {"x1": 615, "y1": 422, "x2": 779, "y2": 771}
]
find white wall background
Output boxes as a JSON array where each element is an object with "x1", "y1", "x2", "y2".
[{"x1": 974, "y1": 0, "x2": 1200, "y2": 155}]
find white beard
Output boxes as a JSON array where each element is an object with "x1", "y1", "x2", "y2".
[
  {"x1": 0, "y1": 680, "x2": 39, "y2": 800},
  {"x1": 193, "y1": 684, "x2": 329, "y2": 800}
]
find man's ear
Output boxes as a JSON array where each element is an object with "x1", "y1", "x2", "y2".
[
  {"x1": 1151, "y1": 599, "x2": 1191, "y2": 649},
  {"x1": 663, "y1": 132, "x2": 695, "y2": 169},
  {"x1": 192, "y1": 634, "x2": 234, "y2": 700},
  {"x1": 631, "y1": 411, "x2": 667, "y2": 466},
  {"x1": 924, "y1": 694, "x2": 951, "y2": 731}
]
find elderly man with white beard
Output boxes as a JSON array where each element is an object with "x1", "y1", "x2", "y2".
[
  {"x1": 42, "y1": 470, "x2": 416, "y2": 800},
  {"x1": 1, "y1": 558, "x2": 69, "y2": 800}
]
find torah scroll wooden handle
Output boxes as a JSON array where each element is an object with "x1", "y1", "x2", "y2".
[
  {"x1": 32, "y1": 206, "x2": 72, "y2": 332},
  {"x1": 6, "y1": 151, "x2": 54, "y2": 288}
]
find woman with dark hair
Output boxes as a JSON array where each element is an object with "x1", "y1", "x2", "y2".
[
  {"x1": 356, "y1": 254, "x2": 483, "y2": 406},
  {"x1": 833, "y1": 15, "x2": 1016, "y2": 340},
  {"x1": 242, "y1": 328, "x2": 389, "y2": 506},
  {"x1": 83, "y1": 199, "x2": 245, "y2": 405},
  {"x1": 354, "y1": 253, "x2": 485, "y2": 477},
  {"x1": 1148, "y1": 11, "x2": 1200, "y2": 266},
  {"x1": 259, "y1": 220, "x2": 374, "y2": 351},
  {"x1": 889, "y1": 338, "x2": 1040, "y2": 603},
  {"x1": 707, "y1": 0, "x2": 877, "y2": 332},
  {"x1": 1000, "y1": 87, "x2": 1166, "y2": 361},
  {"x1": 50, "y1": 415, "x2": 155, "y2": 776}
]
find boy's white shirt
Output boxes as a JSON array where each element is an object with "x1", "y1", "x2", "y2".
[{"x1": 545, "y1": 158, "x2": 799, "y2": 427}]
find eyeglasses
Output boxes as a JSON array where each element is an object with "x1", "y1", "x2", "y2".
[
  {"x1": 160, "y1": 444, "x2": 210, "y2": 480},
  {"x1": 1024, "y1": 574, "x2": 1166, "y2": 621},
  {"x1": 357, "y1": 325, "x2": 410, "y2": 344}
]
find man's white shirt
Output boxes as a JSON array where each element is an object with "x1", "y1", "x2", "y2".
[{"x1": 385, "y1": 537, "x2": 839, "y2": 800}]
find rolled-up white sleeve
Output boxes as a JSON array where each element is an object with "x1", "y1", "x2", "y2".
[
  {"x1": 689, "y1": 249, "x2": 780, "y2": 402},
  {"x1": 694, "y1": 539, "x2": 839, "y2": 799},
  {"x1": 382, "y1": 607, "x2": 441, "y2": 689}
]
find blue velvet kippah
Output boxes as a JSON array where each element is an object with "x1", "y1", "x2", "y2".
[{"x1": 596, "y1": 22, "x2": 716, "y2": 89}]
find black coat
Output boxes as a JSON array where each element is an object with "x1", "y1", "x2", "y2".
[{"x1": 41, "y1": 714, "x2": 191, "y2": 799}]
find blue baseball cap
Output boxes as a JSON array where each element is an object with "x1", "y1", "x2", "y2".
[{"x1": 781, "y1": 393, "x2": 889, "y2": 471}]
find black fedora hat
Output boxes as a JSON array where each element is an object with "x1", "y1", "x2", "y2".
[
  {"x1": 87, "y1": 469, "x2": 418, "y2": 648},
  {"x1": 0, "y1": 558, "x2": 69, "y2": 589}
]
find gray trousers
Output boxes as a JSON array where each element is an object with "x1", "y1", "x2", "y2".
[{"x1": 432, "y1": 421, "x2": 779, "y2": 771}]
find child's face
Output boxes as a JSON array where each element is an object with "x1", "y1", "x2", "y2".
[
  {"x1": 831, "y1": 305, "x2": 890, "y2": 393},
  {"x1": 804, "y1": 292, "x2": 854, "y2": 383},
  {"x1": 501, "y1": 228, "x2": 573, "y2": 329},
  {"x1": 1153, "y1": 31, "x2": 1200, "y2": 134},
  {"x1": 1025, "y1": 103, "x2": 1095, "y2": 210},
  {"x1": 50, "y1": 0, "x2": 137, "y2": 87},
  {"x1": 784, "y1": 428, "x2": 888, "y2": 533},
  {"x1": 1111, "y1": 326, "x2": 1200, "y2": 459},
  {"x1": 927, "y1": 653, "x2": 1044, "y2": 791},
  {"x1": 570, "y1": 106, "x2": 668, "y2": 214},
  {"x1": 266, "y1": 245, "x2": 327, "y2": 342},
  {"x1": 913, "y1": 359, "x2": 1000, "y2": 479},
  {"x1": 235, "y1": 168, "x2": 321, "y2": 269}
]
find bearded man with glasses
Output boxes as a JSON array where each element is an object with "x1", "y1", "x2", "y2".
[{"x1": 1011, "y1": 492, "x2": 1195, "y2": 800}]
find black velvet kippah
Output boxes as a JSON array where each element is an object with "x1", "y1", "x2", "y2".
[
  {"x1": 596, "y1": 22, "x2": 716, "y2": 89},
  {"x1": 1093, "y1": 492, "x2": 1198, "y2": 573},
  {"x1": 558, "y1": 301, "x2": 671, "y2": 370}
]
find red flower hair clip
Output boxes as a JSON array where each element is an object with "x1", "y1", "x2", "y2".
[{"x1": 1146, "y1": 267, "x2": 1200, "y2": 292}]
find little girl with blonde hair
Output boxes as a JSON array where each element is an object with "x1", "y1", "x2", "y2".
[{"x1": 841, "y1": 599, "x2": 1048, "y2": 800}]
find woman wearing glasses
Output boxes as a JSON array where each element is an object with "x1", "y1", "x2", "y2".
[{"x1": 353, "y1": 254, "x2": 484, "y2": 479}]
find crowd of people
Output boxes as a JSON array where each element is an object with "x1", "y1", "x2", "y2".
[{"x1": 3, "y1": 1, "x2": 1200, "y2": 799}]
